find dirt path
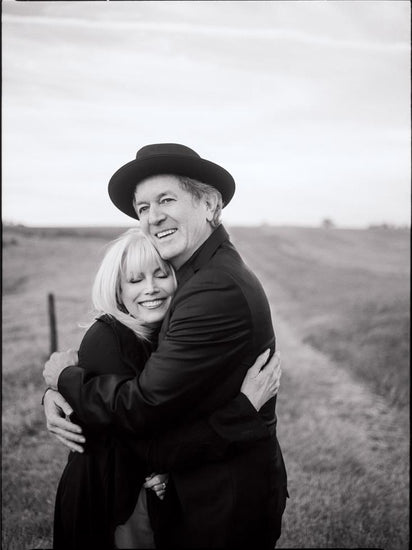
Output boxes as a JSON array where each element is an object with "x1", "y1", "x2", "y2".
[{"x1": 273, "y1": 309, "x2": 409, "y2": 549}]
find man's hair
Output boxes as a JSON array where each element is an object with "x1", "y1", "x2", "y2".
[
  {"x1": 176, "y1": 176, "x2": 223, "y2": 228},
  {"x1": 132, "y1": 175, "x2": 223, "y2": 228},
  {"x1": 91, "y1": 228, "x2": 176, "y2": 340}
]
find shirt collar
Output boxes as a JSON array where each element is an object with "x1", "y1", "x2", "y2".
[{"x1": 175, "y1": 224, "x2": 230, "y2": 286}]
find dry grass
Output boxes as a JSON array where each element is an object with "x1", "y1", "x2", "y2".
[
  {"x1": 2, "y1": 224, "x2": 409, "y2": 549},
  {"x1": 231, "y1": 226, "x2": 410, "y2": 409}
]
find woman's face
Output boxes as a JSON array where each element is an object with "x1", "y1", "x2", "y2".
[{"x1": 120, "y1": 259, "x2": 175, "y2": 325}]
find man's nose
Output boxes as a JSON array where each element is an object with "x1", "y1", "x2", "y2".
[{"x1": 148, "y1": 204, "x2": 166, "y2": 225}]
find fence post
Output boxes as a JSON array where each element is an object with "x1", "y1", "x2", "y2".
[{"x1": 48, "y1": 293, "x2": 58, "y2": 354}]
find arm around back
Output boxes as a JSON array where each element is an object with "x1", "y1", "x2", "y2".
[{"x1": 59, "y1": 268, "x2": 273, "y2": 438}]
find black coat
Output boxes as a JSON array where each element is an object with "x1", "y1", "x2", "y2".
[
  {"x1": 53, "y1": 315, "x2": 151, "y2": 550},
  {"x1": 59, "y1": 225, "x2": 288, "y2": 548},
  {"x1": 54, "y1": 315, "x2": 261, "y2": 550}
]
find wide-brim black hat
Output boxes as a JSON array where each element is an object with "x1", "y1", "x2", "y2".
[{"x1": 108, "y1": 143, "x2": 236, "y2": 219}]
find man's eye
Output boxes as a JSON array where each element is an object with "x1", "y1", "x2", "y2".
[
  {"x1": 138, "y1": 205, "x2": 149, "y2": 215},
  {"x1": 160, "y1": 198, "x2": 173, "y2": 204}
]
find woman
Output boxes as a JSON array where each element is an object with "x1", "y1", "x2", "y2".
[{"x1": 49, "y1": 228, "x2": 281, "y2": 549}]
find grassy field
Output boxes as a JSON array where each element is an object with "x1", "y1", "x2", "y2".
[
  {"x1": 230, "y1": 226, "x2": 410, "y2": 410},
  {"x1": 2, "y1": 224, "x2": 409, "y2": 549}
]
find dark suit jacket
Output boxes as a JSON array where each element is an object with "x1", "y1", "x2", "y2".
[{"x1": 59, "y1": 225, "x2": 287, "y2": 548}]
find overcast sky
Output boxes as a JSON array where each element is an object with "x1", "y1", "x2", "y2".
[{"x1": 2, "y1": 0, "x2": 410, "y2": 227}]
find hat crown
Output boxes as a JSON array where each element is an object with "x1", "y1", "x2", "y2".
[{"x1": 136, "y1": 143, "x2": 200, "y2": 161}]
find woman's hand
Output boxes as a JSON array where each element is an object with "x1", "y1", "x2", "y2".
[
  {"x1": 43, "y1": 389, "x2": 85, "y2": 453},
  {"x1": 143, "y1": 473, "x2": 169, "y2": 501},
  {"x1": 241, "y1": 350, "x2": 281, "y2": 411},
  {"x1": 43, "y1": 349, "x2": 79, "y2": 390}
]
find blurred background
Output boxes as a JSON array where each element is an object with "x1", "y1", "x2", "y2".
[
  {"x1": 2, "y1": 0, "x2": 410, "y2": 228},
  {"x1": 2, "y1": 1, "x2": 410, "y2": 549}
]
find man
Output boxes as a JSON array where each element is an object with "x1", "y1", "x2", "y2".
[{"x1": 43, "y1": 143, "x2": 288, "y2": 548}]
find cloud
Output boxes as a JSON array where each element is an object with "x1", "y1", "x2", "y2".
[
  {"x1": 3, "y1": 11, "x2": 409, "y2": 53},
  {"x1": 2, "y1": 1, "x2": 410, "y2": 227}
]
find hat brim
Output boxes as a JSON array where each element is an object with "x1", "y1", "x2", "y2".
[{"x1": 108, "y1": 155, "x2": 235, "y2": 220}]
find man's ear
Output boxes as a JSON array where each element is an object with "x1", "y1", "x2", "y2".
[{"x1": 205, "y1": 194, "x2": 218, "y2": 222}]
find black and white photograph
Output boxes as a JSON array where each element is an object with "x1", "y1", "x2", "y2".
[{"x1": 2, "y1": 1, "x2": 410, "y2": 549}]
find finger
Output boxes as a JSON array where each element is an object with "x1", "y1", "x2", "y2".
[
  {"x1": 248, "y1": 349, "x2": 271, "y2": 377},
  {"x1": 271, "y1": 373, "x2": 282, "y2": 395},
  {"x1": 145, "y1": 474, "x2": 166, "y2": 486},
  {"x1": 54, "y1": 395, "x2": 74, "y2": 417},
  {"x1": 145, "y1": 480, "x2": 167, "y2": 491},
  {"x1": 48, "y1": 420, "x2": 85, "y2": 440},
  {"x1": 49, "y1": 425, "x2": 86, "y2": 443},
  {"x1": 48, "y1": 415, "x2": 83, "y2": 434},
  {"x1": 143, "y1": 478, "x2": 158, "y2": 489},
  {"x1": 47, "y1": 416, "x2": 82, "y2": 436},
  {"x1": 59, "y1": 402, "x2": 74, "y2": 417},
  {"x1": 265, "y1": 351, "x2": 281, "y2": 370},
  {"x1": 270, "y1": 365, "x2": 282, "y2": 384},
  {"x1": 261, "y1": 356, "x2": 281, "y2": 380},
  {"x1": 55, "y1": 434, "x2": 85, "y2": 453},
  {"x1": 145, "y1": 478, "x2": 168, "y2": 491},
  {"x1": 269, "y1": 361, "x2": 281, "y2": 376}
]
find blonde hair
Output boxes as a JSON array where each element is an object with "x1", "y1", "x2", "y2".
[{"x1": 92, "y1": 228, "x2": 176, "y2": 340}]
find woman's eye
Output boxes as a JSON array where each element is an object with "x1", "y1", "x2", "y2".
[
  {"x1": 129, "y1": 278, "x2": 143, "y2": 284},
  {"x1": 156, "y1": 273, "x2": 168, "y2": 279}
]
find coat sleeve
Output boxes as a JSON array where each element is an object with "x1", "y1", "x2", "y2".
[
  {"x1": 71, "y1": 321, "x2": 140, "y2": 431},
  {"x1": 58, "y1": 270, "x2": 272, "y2": 444},
  {"x1": 78, "y1": 321, "x2": 134, "y2": 378}
]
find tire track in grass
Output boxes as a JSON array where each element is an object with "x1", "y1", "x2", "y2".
[{"x1": 274, "y1": 310, "x2": 409, "y2": 549}]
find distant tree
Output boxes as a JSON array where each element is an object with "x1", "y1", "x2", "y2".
[
  {"x1": 368, "y1": 223, "x2": 395, "y2": 230},
  {"x1": 322, "y1": 218, "x2": 335, "y2": 229}
]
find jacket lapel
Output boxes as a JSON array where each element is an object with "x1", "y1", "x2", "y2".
[{"x1": 157, "y1": 225, "x2": 230, "y2": 343}]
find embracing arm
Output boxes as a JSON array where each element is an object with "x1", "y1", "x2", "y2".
[
  {"x1": 57, "y1": 271, "x2": 276, "y2": 444},
  {"x1": 43, "y1": 344, "x2": 281, "y2": 460},
  {"x1": 128, "y1": 350, "x2": 281, "y2": 471}
]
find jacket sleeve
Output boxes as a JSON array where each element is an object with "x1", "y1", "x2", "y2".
[
  {"x1": 58, "y1": 270, "x2": 273, "y2": 444},
  {"x1": 78, "y1": 321, "x2": 134, "y2": 378},
  {"x1": 71, "y1": 320, "x2": 140, "y2": 431}
]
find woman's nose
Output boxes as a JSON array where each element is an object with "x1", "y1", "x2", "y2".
[{"x1": 144, "y1": 278, "x2": 159, "y2": 294}]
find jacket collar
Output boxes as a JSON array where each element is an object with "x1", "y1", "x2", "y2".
[{"x1": 175, "y1": 224, "x2": 230, "y2": 287}]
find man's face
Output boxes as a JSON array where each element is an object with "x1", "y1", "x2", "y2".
[{"x1": 134, "y1": 175, "x2": 213, "y2": 269}]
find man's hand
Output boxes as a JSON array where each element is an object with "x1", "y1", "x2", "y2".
[
  {"x1": 43, "y1": 349, "x2": 78, "y2": 390},
  {"x1": 143, "y1": 473, "x2": 169, "y2": 501},
  {"x1": 43, "y1": 389, "x2": 85, "y2": 453},
  {"x1": 240, "y1": 350, "x2": 281, "y2": 411}
]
